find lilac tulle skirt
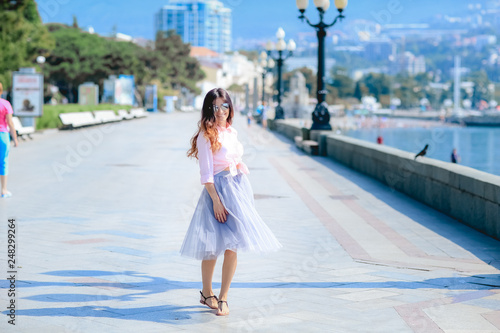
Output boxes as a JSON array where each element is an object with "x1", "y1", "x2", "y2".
[{"x1": 180, "y1": 170, "x2": 282, "y2": 260}]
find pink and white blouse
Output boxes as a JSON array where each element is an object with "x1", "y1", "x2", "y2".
[{"x1": 197, "y1": 124, "x2": 250, "y2": 184}]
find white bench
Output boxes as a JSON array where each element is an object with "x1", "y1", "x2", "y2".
[
  {"x1": 130, "y1": 108, "x2": 147, "y2": 118},
  {"x1": 118, "y1": 109, "x2": 134, "y2": 120},
  {"x1": 59, "y1": 111, "x2": 99, "y2": 129},
  {"x1": 93, "y1": 110, "x2": 121, "y2": 123},
  {"x1": 12, "y1": 117, "x2": 35, "y2": 139},
  {"x1": 180, "y1": 105, "x2": 195, "y2": 112}
]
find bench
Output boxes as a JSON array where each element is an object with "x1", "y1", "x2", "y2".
[
  {"x1": 118, "y1": 109, "x2": 134, "y2": 120},
  {"x1": 294, "y1": 136, "x2": 304, "y2": 149},
  {"x1": 180, "y1": 105, "x2": 195, "y2": 112},
  {"x1": 12, "y1": 117, "x2": 35, "y2": 139},
  {"x1": 294, "y1": 136, "x2": 319, "y2": 155},
  {"x1": 59, "y1": 111, "x2": 99, "y2": 129},
  {"x1": 93, "y1": 110, "x2": 121, "y2": 123},
  {"x1": 130, "y1": 108, "x2": 147, "y2": 118},
  {"x1": 302, "y1": 140, "x2": 319, "y2": 156}
]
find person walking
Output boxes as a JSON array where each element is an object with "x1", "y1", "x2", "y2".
[
  {"x1": 0, "y1": 82, "x2": 19, "y2": 198},
  {"x1": 246, "y1": 109, "x2": 253, "y2": 127},
  {"x1": 261, "y1": 101, "x2": 268, "y2": 129},
  {"x1": 181, "y1": 88, "x2": 281, "y2": 316}
]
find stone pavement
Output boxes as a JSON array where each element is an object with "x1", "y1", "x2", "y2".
[{"x1": 0, "y1": 111, "x2": 499, "y2": 333}]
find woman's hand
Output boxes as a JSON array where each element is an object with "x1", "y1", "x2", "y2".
[
  {"x1": 213, "y1": 199, "x2": 229, "y2": 223},
  {"x1": 204, "y1": 182, "x2": 229, "y2": 223}
]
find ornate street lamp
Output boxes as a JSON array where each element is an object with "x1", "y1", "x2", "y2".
[
  {"x1": 296, "y1": 0, "x2": 347, "y2": 130},
  {"x1": 259, "y1": 51, "x2": 275, "y2": 105},
  {"x1": 36, "y1": 55, "x2": 46, "y2": 76},
  {"x1": 266, "y1": 28, "x2": 296, "y2": 120}
]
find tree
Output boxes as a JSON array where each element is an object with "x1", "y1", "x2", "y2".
[
  {"x1": 44, "y1": 24, "x2": 147, "y2": 102},
  {"x1": 0, "y1": 0, "x2": 54, "y2": 90},
  {"x1": 353, "y1": 81, "x2": 366, "y2": 101},
  {"x1": 468, "y1": 70, "x2": 492, "y2": 109},
  {"x1": 414, "y1": 72, "x2": 431, "y2": 87},
  {"x1": 227, "y1": 83, "x2": 244, "y2": 93},
  {"x1": 328, "y1": 66, "x2": 354, "y2": 102},
  {"x1": 238, "y1": 50, "x2": 258, "y2": 62},
  {"x1": 153, "y1": 30, "x2": 205, "y2": 94},
  {"x1": 393, "y1": 75, "x2": 419, "y2": 109},
  {"x1": 72, "y1": 15, "x2": 78, "y2": 29},
  {"x1": 282, "y1": 66, "x2": 317, "y2": 97},
  {"x1": 42, "y1": 25, "x2": 205, "y2": 102},
  {"x1": 362, "y1": 73, "x2": 391, "y2": 99}
]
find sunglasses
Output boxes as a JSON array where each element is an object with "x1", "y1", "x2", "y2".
[{"x1": 212, "y1": 103, "x2": 229, "y2": 112}]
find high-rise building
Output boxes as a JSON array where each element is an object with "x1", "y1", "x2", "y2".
[
  {"x1": 155, "y1": 0, "x2": 231, "y2": 54},
  {"x1": 391, "y1": 51, "x2": 426, "y2": 76}
]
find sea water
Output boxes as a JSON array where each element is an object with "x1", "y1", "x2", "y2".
[{"x1": 346, "y1": 126, "x2": 500, "y2": 177}]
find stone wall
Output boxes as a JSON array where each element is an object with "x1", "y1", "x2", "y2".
[{"x1": 273, "y1": 120, "x2": 500, "y2": 240}]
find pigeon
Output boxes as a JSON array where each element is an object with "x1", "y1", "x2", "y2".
[{"x1": 415, "y1": 144, "x2": 428, "y2": 160}]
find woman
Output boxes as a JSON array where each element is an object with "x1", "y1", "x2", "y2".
[
  {"x1": 0, "y1": 82, "x2": 19, "y2": 198},
  {"x1": 181, "y1": 88, "x2": 281, "y2": 316}
]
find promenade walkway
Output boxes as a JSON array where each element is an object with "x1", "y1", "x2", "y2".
[{"x1": 1, "y1": 111, "x2": 499, "y2": 333}]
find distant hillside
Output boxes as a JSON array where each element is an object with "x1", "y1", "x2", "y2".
[
  {"x1": 233, "y1": 0, "x2": 493, "y2": 41},
  {"x1": 347, "y1": 0, "x2": 488, "y2": 23}
]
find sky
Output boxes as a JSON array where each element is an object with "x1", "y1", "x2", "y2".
[{"x1": 35, "y1": 0, "x2": 479, "y2": 42}]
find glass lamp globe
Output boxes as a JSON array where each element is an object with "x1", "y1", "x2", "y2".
[
  {"x1": 276, "y1": 39, "x2": 287, "y2": 51},
  {"x1": 296, "y1": 0, "x2": 308, "y2": 11},
  {"x1": 320, "y1": 0, "x2": 331, "y2": 11},
  {"x1": 276, "y1": 27, "x2": 285, "y2": 40},
  {"x1": 313, "y1": 0, "x2": 325, "y2": 10},
  {"x1": 266, "y1": 40, "x2": 274, "y2": 51},
  {"x1": 334, "y1": 0, "x2": 348, "y2": 13}
]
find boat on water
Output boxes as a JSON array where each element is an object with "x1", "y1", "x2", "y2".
[
  {"x1": 462, "y1": 111, "x2": 500, "y2": 126},
  {"x1": 462, "y1": 115, "x2": 500, "y2": 126},
  {"x1": 446, "y1": 110, "x2": 500, "y2": 127}
]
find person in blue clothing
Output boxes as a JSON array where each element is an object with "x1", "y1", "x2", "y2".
[
  {"x1": 0, "y1": 82, "x2": 19, "y2": 198},
  {"x1": 451, "y1": 148, "x2": 460, "y2": 164},
  {"x1": 261, "y1": 101, "x2": 268, "y2": 129}
]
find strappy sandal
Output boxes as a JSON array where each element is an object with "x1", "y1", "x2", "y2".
[
  {"x1": 199, "y1": 291, "x2": 218, "y2": 309},
  {"x1": 216, "y1": 300, "x2": 229, "y2": 316}
]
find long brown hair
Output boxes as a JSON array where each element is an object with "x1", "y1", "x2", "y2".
[{"x1": 187, "y1": 88, "x2": 235, "y2": 159}]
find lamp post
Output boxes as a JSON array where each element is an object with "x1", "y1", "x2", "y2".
[
  {"x1": 266, "y1": 27, "x2": 296, "y2": 120},
  {"x1": 36, "y1": 55, "x2": 46, "y2": 78},
  {"x1": 259, "y1": 51, "x2": 275, "y2": 105},
  {"x1": 296, "y1": 0, "x2": 347, "y2": 130}
]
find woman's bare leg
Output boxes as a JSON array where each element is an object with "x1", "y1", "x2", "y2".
[
  {"x1": 217, "y1": 249, "x2": 237, "y2": 315},
  {"x1": 1, "y1": 175, "x2": 7, "y2": 195},
  {"x1": 201, "y1": 259, "x2": 217, "y2": 308}
]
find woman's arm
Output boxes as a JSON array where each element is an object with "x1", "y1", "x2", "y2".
[
  {"x1": 6, "y1": 114, "x2": 18, "y2": 147},
  {"x1": 204, "y1": 182, "x2": 228, "y2": 223},
  {"x1": 198, "y1": 133, "x2": 228, "y2": 223}
]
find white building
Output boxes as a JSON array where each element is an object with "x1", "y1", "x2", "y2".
[
  {"x1": 392, "y1": 51, "x2": 426, "y2": 76},
  {"x1": 189, "y1": 48, "x2": 272, "y2": 110}
]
